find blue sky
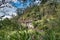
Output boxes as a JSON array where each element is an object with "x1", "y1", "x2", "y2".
[{"x1": 10, "y1": 0, "x2": 32, "y2": 8}]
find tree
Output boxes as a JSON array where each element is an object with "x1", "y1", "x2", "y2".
[{"x1": 41, "y1": 0, "x2": 47, "y2": 4}]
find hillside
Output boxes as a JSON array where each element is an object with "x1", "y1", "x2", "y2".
[
  {"x1": 18, "y1": 0, "x2": 60, "y2": 40},
  {"x1": 0, "y1": 0, "x2": 60, "y2": 40}
]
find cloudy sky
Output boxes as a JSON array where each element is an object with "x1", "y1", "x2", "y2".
[{"x1": 0, "y1": 0, "x2": 41, "y2": 19}]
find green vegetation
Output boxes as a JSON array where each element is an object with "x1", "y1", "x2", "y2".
[{"x1": 0, "y1": 0, "x2": 60, "y2": 40}]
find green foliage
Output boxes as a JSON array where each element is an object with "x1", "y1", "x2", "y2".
[
  {"x1": 0, "y1": 30, "x2": 41, "y2": 40},
  {"x1": 0, "y1": 18, "x2": 20, "y2": 31},
  {"x1": 41, "y1": 0, "x2": 47, "y2": 4},
  {"x1": 0, "y1": 0, "x2": 60, "y2": 40}
]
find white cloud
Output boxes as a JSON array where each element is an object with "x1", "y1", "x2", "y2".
[{"x1": 0, "y1": 3, "x2": 17, "y2": 20}]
